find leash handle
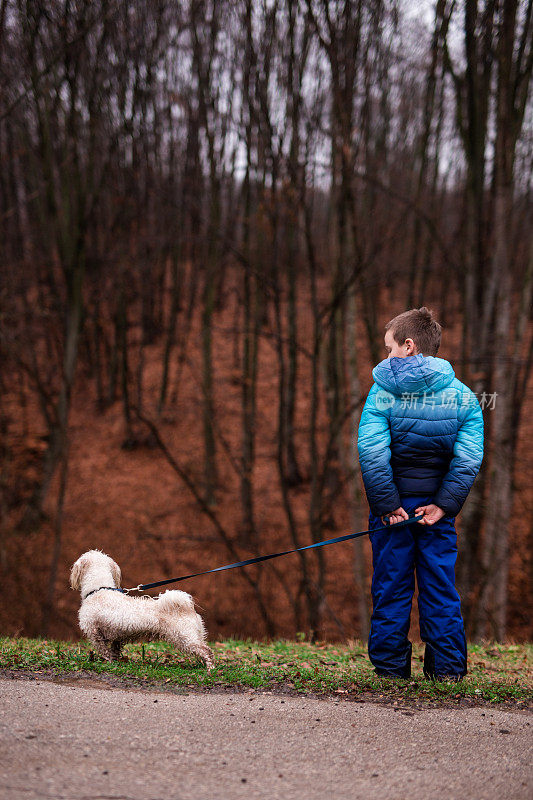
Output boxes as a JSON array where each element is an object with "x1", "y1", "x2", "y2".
[{"x1": 125, "y1": 513, "x2": 424, "y2": 593}]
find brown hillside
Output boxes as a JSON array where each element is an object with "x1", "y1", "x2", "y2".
[{"x1": 1, "y1": 272, "x2": 531, "y2": 642}]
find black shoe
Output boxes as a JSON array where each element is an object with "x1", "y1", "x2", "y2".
[
  {"x1": 376, "y1": 673, "x2": 410, "y2": 681},
  {"x1": 426, "y1": 673, "x2": 463, "y2": 683}
]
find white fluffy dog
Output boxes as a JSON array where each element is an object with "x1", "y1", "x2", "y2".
[{"x1": 70, "y1": 550, "x2": 214, "y2": 669}]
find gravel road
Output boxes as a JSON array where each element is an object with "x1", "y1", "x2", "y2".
[{"x1": 0, "y1": 676, "x2": 531, "y2": 800}]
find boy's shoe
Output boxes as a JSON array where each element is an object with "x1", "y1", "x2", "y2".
[{"x1": 425, "y1": 673, "x2": 463, "y2": 683}]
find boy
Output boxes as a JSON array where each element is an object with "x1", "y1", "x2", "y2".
[{"x1": 357, "y1": 307, "x2": 484, "y2": 681}]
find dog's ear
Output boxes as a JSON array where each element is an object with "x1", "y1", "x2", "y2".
[
  {"x1": 70, "y1": 555, "x2": 88, "y2": 591},
  {"x1": 110, "y1": 559, "x2": 121, "y2": 588}
]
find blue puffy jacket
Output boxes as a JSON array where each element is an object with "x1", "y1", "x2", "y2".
[{"x1": 357, "y1": 355, "x2": 484, "y2": 518}]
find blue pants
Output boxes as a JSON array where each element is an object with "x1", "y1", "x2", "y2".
[{"x1": 368, "y1": 495, "x2": 467, "y2": 679}]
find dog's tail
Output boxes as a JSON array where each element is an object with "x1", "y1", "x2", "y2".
[{"x1": 156, "y1": 589, "x2": 196, "y2": 614}]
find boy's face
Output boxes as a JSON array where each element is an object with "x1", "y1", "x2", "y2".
[{"x1": 384, "y1": 328, "x2": 418, "y2": 358}]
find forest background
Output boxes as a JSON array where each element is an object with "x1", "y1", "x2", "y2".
[{"x1": 0, "y1": 0, "x2": 532, "y2": 645}]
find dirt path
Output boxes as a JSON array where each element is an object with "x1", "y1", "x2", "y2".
[{"x1": 0, "y1": 676, "x2": 531, "y2": 800}]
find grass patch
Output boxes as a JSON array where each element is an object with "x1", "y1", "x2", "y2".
[{"x1": 1, "y1": 636, "x2": 531, "y2": 704}]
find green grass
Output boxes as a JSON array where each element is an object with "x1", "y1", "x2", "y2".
[{"x1": 1, "y1": 637, "x2": 531, "y2": 704}]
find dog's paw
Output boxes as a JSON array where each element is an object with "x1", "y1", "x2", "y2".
[{"x1": 200, "y1": 646, "x2": 215, "y2": 671}]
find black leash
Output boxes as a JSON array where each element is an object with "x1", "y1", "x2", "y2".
[{"x1": 125, "y1": 514, "x2": 424, "y2": 593}]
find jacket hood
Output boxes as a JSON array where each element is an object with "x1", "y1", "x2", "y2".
[{"x1": 372, "y1": 355, "x2": 455, "y2": 396}]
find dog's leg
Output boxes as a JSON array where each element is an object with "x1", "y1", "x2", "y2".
[
  {"x1": 110, "y1": 640, "x2": 123, "y2": 660},
  {"x1": 185, "y1": 643, "x2": 215, "y2": 670},
  {"x1": 166, "y1": 630, "x2": 215, "y2": 670},
  {"x1": 197, "y1": 644, "x2": 215, "y2": 670},
  {"x1": 88, "y1": 627, "x2": 114, "y2": 661}
]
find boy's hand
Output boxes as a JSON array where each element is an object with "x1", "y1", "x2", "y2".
[
  {"x1": 381, "y1": 507, "x2": 409, "y2": 526},
  {"x1": 414, "y1": 504, "x2": 445, "y2": 525}
]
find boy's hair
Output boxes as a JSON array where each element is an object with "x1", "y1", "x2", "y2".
[{"x1": 385, "y1": 307, "x2": 442, "y2": 356}]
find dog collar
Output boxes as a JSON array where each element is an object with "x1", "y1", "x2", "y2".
[{"x1": 83, "y1": 586, "x2": 125, "y2": 600}]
